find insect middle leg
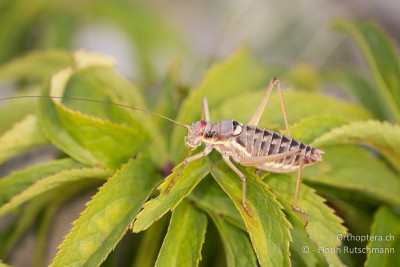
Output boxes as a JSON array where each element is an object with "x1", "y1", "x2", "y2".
[
  {"x1": 226, "y1": 150, "x2": 300, "y2": 216},
  {"x1": 221, "y1": 155, "x2": 252, "y2": 216}
]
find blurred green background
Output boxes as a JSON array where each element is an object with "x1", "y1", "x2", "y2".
[{"x1": 0, "y1": 0, "x2": 398, "y2": 85}]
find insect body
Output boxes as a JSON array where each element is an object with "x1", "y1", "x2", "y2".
[
  {"x1": 186, "y1": 120, "x2": 323, "y2": 173},
  {"x1": 169, "y1": 77, "x2": 324, "y2": 216}
]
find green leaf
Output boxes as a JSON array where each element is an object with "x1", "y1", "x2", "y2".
[
  {"x1": 286, "y1": 208, "x2": 329, "y2": 267},
  {"x1": 45, "y1": 101, "x2": 148, "y2": 169},
  {"x1": 210, "y1": 158, "x2": 292, "y2": 267},
  {"x1": 155, "y1": 200, "x2": 207, "y2": 267},
  {"x1": 265, "y1": 174, "x2": 347, "y2": 267},
  {"x1": 365, "y1": 206, "x2": 400, "y2": 267},
  {"x1": 0, "y1": 158, "x2": 82, "y2": 207},
  {"x1": 193, "y1": 173, "x2": 342, "y2": 266},
  {"x1": 131, "y1": 216, "x2": 168, "y2": 267},
  {"x1": 333, "y1": 20, "x2": 400, "y2": 122},
  {"x1": 171, "y1": 49, "x2": 274, "y2": 160},
  {"x1": 51, "y1": 154, "x2": 159, "y2": 267},
  {"x1": 0, "y1": 115, "x2": 48, "y2": 164},
  {"x1": 303, "y1": 145, "x2": 400, "y2": 206},
  {"x1": 0, "y1": 50, "x2": 73, "y2": 81},
  {"x1": 132, "y1": 158, "x2": 210, "y2": 233},
  {"x1": 312, "y1": 120, "x2": 400, "y2": 172},
  {"x1": 0, "y1": 167, "x2": 111, "y2": 216},
  {"x1": 191, "y1": 178, "x2": 245, "y2": 230},
  {"x1": 210, "y1": 214, "x2": 258, "y2": 267},
  {"x1": 314, "y1": 187, "x2": 373, "y2": 236}
]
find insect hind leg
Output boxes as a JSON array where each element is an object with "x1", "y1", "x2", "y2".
[
  {"x1": 248, "y1": 77, "x2": 292, "y2": 137},
  {"x1": 292, "y1": 153, "x2": 310, "y2": 223}
]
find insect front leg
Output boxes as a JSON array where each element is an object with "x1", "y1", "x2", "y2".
[
  {"x1": 166, "y1": 145, "x2": 213, "y2": 193},
  {"x1": 201, "y1": 97, "x2": 211, "y2": 121},
  {"x1": 221, "y1": 155, "x2": 252, "y2": 216}
]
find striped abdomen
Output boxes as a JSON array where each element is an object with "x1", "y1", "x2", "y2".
[{"x1": 231, "y1": 124, "x2": 323, "y2": 173}]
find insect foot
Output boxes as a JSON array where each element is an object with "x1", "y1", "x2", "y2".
[
  {"x1": 165, "y1": 171, "x2": 181, "y2": 194},
  {"x1": 243, "y1": 202, "x2": 252, "y2": 216},
  {"x1": 293, "y1": 205, "x2": 310, "y2": 225}
]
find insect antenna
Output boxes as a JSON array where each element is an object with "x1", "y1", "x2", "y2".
[{"x1": 0, "y1": 95, "x2": 190, "y2": 130}]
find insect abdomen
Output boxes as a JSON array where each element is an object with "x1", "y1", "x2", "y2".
[{"x1": 235, "y1": 125, "x2": 323, "y2": 172}]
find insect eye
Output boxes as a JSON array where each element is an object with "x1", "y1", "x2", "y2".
[
  {"x1": 205, "y1": 131, "x2": 216, "y2": 139},
  {"x1": 232, "y1": 121, "x2": 242, "y2": 135}
]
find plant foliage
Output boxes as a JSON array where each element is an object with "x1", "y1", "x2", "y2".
[{"x1": 0, "y1": 18, "x2": 399, "y2": 267}]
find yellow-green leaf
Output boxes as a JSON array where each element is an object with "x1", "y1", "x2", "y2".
[
  {"x1": 303, "y1": 145, "x2": 400, "y2": 206},
  {"x1": 51, "y1": 155, "x2": 159, "y2": 267},
  {"x1": 39, "y1": 68, "x2": 153, "y2": 169},
  {"x1": 265, "y1": 174, "x2": 347, "y2": 267},
  {"x1": 0, "y1": 158, "x2": 82, "y2": 207},
  {"x1": 0, "y1": 114, "x2": 47, "y2": 164},
  {"x1": 0, "y1": 87, "x2": 40, "y2": 133},
  {"x1": 132, "y1": 158, "x2": 210, "y2": 233},
  {"x1": 312, "y1": 120, "x2": 400, "y2": 172},
  {"x1": 0, "y1": 167, "x2": 111, "y2": 216},
  {"x1": 0, "y1": 50, "x2": 72, "y2": 81}
]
